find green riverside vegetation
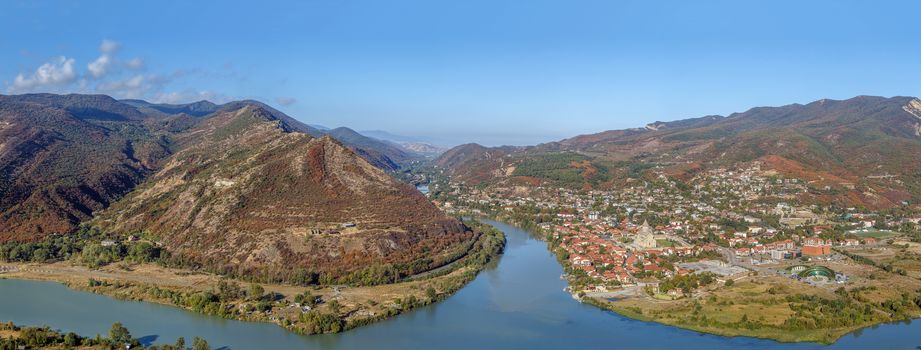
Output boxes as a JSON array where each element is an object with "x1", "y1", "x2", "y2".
[{"x1": 0, "y1": 321, "x2": 211, "y2": 350}]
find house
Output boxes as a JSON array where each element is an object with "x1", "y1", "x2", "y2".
[
  {"x1": 769, "y1": 249, "x2": 787, "y2": 260},
  {"x1": 802, "y1": 237, "x2": 832, "y2": 256},
  {"x1": 570, "y1": 255, "x2": 592, "y2": 266}
]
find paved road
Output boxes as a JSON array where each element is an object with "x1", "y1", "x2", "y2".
[{"x1": 716, "y1": 247, "x2": 779, "y2": 276}]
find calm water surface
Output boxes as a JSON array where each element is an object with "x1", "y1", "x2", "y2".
[{"x1": 1, "y1": 220, "x2": 920, "y2": 349}]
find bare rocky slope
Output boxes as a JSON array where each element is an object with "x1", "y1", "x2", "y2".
[{"x1": 91, "y1": 104, "x2": 475, "y2": 281}]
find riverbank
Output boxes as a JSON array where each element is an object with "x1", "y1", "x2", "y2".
[
  {"x1": 0, "y1": 223, "x2": 505, "y2": 336},
  {"x1": 0, "y1": 320, "x2": 208, "y2": 349},
  {"x1": 7, "y1": 220, "x2": 921, "y2": 349},
  {"x1": 555, "y1": 242, "x2": 921, "y2": 344}
]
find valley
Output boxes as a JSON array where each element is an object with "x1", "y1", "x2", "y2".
[
  {"x1": 0, "y1": 93, "x2": 503, "y2": 338},
  {"x1": 4, "y1": 93, "x2": 921, "y2": 348},
  {"x1": 5, "y1": 2, "x2": 920, "y2": 348}
]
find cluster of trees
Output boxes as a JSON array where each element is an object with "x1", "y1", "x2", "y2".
[
  {"x1": 0, "y1": 234, "x2": 84, "y2": 263},
  {"x1": 133, "y1": 280, "x2": 285, "y2": 320},
  {"x1": 460, "y1": 223, "x2": 506, "y2": 268},
  {"x1": 298, "y1": 310, "x2": 344, "y2": 334},
  {"x1": 657, "y1": 272, "x2": 717, "y2": 296},
  {"x1": 333, "y1": 263, "x2": 402, "y2": 286},
  {"x1": 81, "y1": 240, "x2": 164, "y2": 268},
  {"x1": 0, "y1": 226, "x2": 164, "y2": 268},
  {"x1": 0, "y1": 322, "x2": 90, "y2": 350},
  {"x1": 0, "y1": 321, "x2": 211, "y2": 350},
  {"x1": 294, "y1": 291, "x2": 321, "y2": 308},
  {"x1": 512, "y1": 152, "x2": 611, "y2": 187}
]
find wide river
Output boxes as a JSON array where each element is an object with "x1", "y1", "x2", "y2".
[{"x1": 1, "y1": 220, "x2": 920, "y2": 349}]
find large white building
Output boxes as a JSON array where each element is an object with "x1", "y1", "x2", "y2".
[{"x1": 635, "y1": 220, "x2": 657, "y2": 249}]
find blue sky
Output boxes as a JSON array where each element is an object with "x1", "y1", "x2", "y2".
[{"x1": 2, "y1": 0, "x2": 920, "y2": 146}]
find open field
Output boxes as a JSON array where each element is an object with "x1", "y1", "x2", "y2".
[
  {"x1": 841, "y1": 241, "x2": 921, "y2": 279},
  {"x1": 848, "y1": 228, "x2": 900, "y2": 239}
]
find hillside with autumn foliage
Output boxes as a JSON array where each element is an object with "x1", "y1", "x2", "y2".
[
  {"x1": 436, "y1": 96, "x2": 921, "y2": 209},
  {"x1": 93, "y1": 104, "x2": 475, "y2": 281},
  {"x1": 0, "y1": 93, "x2": 476, "y2": 284}
]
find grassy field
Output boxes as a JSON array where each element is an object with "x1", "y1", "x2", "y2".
[{"x1": 848, "y1": 228, "x2": 899, "y2": 239}]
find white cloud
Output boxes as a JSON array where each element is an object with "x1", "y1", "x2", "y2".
[
  {"x1": 100, "y1": 39, "x2": 120, "y2": 54},
  {"x1": 6, "y1": 39, "x2": 238, "y2": 103},
  {"x1": 95, "y1": 73, "x2": 176, "y2": 99},
  {"x1": 87, "y1": 39, "x2": 123, "y2": 79},
  {"x1": 9, "y1": 56, "x2": 78, "y2": 93},
  {"x1": 87, "y1": 54, "x2": 112, "y2": 78},
  {"x1": 126, "y1": 57, "x2": 144, "y2": 70},
  {"x1": 275, "y1": 96, "x2": 297, "y2": 106},
  {"x1": 150, "y1": 90, "x2": 231, "y2": 104}
]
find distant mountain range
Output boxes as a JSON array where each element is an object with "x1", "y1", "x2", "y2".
[
  {"x1": 436, "y1": 95, "x2": 921, "y2": 209},
  {"x1": 359, "y1": 130, "x2": 427, "y2": 143},
  {"x1": 0, "y1": 93, "x2": 474, "y2": 279}
]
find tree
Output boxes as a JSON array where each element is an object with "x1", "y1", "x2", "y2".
[
  {"x1": 174, "y1": 336, "x2": 186, "y2": 349},
  {"x1": 292, "y1": 268, "x2": 318, "y2": 286},
  {"x1": 217, "y1": 280, "x2": 243, "y2": 301},
  {"x1": 192, "y1": 336, "x2": 211, "y2": 350},
  {"x1": 327, "y1": 299, "x2": 342, "y2": 314},
  {"x1": 294, "y1": 291, "x2": 319, "y2": 307},
  {"x1": 128, "y1": 242, "x2": 159, "y2": 262},
  {"x1": 109, "y1": 322, "x2": 132, "y2": 344},
  {"x1": 64, "y1": 332, "x2": 79, "y2": 347},
  {"x1": 248, "y1": 284, "x2": 265, "y2": 300}
]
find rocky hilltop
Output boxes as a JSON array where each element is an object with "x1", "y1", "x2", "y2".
[{"x1": 94, "y1": 105, "x2": 473, "y2": 280}]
